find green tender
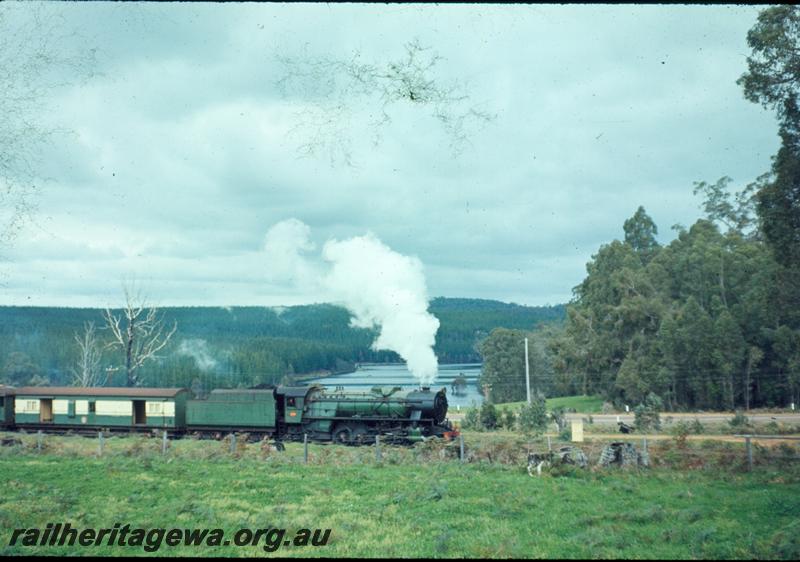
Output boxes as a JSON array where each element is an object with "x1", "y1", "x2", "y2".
[{"x1": 186, "y1": 391, "x2": 276, "y2": 428}]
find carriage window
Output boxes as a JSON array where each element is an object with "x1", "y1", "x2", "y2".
[
  {"x1": 287, "y1": 397, "x2": 296, "y2": 407},
  {"x1": 0, "y1": 397, "x2": 4, "y2": 407},
  {"x1": 88, "y1": 401, "x2": 96, "y2": 413}
]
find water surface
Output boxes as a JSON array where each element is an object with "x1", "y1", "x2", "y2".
[{"x1": 307, "y1": 363, "x2": 484, "y2": 409}]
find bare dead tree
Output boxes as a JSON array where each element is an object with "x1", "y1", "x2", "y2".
[
  {"x1": 103, "y1": 284, "x2": 178, "y2": 387},
  {"x1": 70, "y1": 321, "x2": 104, "y2": 387},
  {"x1": 276, "y1": 39, "x2": 495, "y2": 166},
  {"x1": 0, "y1": 4, "x2": 97, "y2": 253}
]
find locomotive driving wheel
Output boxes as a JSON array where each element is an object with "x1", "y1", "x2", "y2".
[
  {"x1": 333, "y1": 424, "x2": 353, "y2": 445},
  {"x1": 351, "y1": 426, "x2": 368, "y2": 445},
  {"x1": 333, "y1": 424, "x2": 369, "y2": 445}
]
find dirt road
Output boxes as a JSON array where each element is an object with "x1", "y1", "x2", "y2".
[
  {"x1": 447, "y1": 411, "x2": 800, "y2": 424},
  {"x1": 566, "y1": 412, "x2": 800, "y2": 424}
]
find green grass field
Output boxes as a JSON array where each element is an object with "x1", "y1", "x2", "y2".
[{"x1": 1, "y1": 433, "x2": 798, "y2": 558}]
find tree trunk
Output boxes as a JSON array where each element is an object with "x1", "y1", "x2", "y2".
[
  {"x1": 728, "y1": 373, "x2": 735, "y2": 411},
  {"x1": 719, "y1": 255, "x2": 728, "y2": 309},
  {"x1": 744, "y1": 353, "x2": 752, "y2": 411}
]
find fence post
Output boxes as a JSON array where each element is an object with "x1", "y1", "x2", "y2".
[
  {"x1": 459, "y1": 433, "x2": 465, "y2": 462},
  {"x1": 375, "y1": 435, "x2": 381, "y2": 462},
  {"x1": 230, "y1": 433, "x2": 236, "y2": 455},
  {"x1": 37, "y1": 430, "x2": 43, "y2": 453},
  {"x1": 547, "y1": 435, "x2": 552, "y2": 451},
  {"x1": 303, "y1": 433, "x2": 308, "y2": 464},
  {"x1": 97, "y1": 431, "x2": 103, "y2": 456},
  {"x1": 162, "y1": 430, "x2": 168, "y2": 456},
  {"x1": 642, "y1": 437, "x2": 648, "y2": 454},
  {"x1": 745, "y1": 436, "x2": 753, "y2": 471}
]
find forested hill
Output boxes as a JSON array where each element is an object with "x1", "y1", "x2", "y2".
[{"x1": 0, "y1": 298, "x2": 565, "y2": 391}]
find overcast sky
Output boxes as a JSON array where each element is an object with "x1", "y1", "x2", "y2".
[{"x1": 0, "y1": 3, "x2": 780, "y2": 308}]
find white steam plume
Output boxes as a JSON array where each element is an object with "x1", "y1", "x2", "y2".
[
  {"x1": 177, "y1": 338, "x2": 219, "y2": 372},
  {"x1": 262, "y1": 220, "x2": 440, "y2": 385}
]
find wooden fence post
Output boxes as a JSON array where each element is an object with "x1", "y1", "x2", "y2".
[
  {"x1": 162, "y1": 430, "x2": 168, "y2": 456},
  {"x1": 375, "y1": 435, "x2": 381, "y2": 462},
  {"x1": 745, "y1": 436, "x2": 753, "y2": 471},
  {"x1": 303, "y1": 433, "x2": 308, "y2": 464},
  {"x1": 97, "y1": 431, "x2": 103, "y2": 456},
  {"x1": 230, "y1": 433, "x2": 236, "y2": 455},
  {"x1": 459, "y1": 433, "x2": 465, "y2": 462},
  {"x1": 37, "y1": 430, "x2": 43, "y2": 453},
  {"x1": 547, "y1": 435, "x2": 552, "y2": 451}
]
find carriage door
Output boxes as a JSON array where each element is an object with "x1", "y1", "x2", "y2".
[
  {"x1": 40, "y1": 399, "x2": 54, "y2": 423},
  {"x1": 133, "y1": 400, "x2": 147, "y2": 425}
]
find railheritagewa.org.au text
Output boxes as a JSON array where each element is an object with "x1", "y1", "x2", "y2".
[{"x1": 9, "y1": 523, "x2": 331, "y2": 552}]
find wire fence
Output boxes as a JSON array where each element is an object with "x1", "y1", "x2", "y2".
[{"x1": 3, "y1": 429, "x2": 800, "y2": 473}]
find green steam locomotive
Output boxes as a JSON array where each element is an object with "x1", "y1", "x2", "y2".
[{"x1": 2, "y1": 384, "x2": 456, "y2": 445}]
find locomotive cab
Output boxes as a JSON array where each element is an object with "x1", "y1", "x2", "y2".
[{"x1": 275, "y1": 386, "x2": 315, "y2": 425}]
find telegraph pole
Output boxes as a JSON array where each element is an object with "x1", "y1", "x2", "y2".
[{"x1": 525, "y1": 337, "x2": 531, "y2": 404}]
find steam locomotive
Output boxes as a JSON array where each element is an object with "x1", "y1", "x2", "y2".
[{"x1": 0, "y1": 384, "x2": 457, "y2": 445}]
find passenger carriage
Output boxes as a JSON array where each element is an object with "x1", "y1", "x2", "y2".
[{"x1": 11, "y1": 387, "x2": 189, "y2": 433}]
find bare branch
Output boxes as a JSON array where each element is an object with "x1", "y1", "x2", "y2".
[
  {"x1": 70, "y1": 321, "x2": 104, "y2": 387},
  {"x1": 276, "y1": 38, "x2": 495, "y2": 166},
  {"x1": 102, "y1": 281, "x2": 178, "y2": 386}
]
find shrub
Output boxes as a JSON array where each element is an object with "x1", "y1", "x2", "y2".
[
  {"x1": 501, "y1": 408, "x2": 517, "y2": 430},
  {"x1": 462, "y1": 405, "x2": 481, "y2": 431},
  {"x1": 670, "y1": 421, "x2": 691, "y2": 448},
  {"x1": 518, "y1": 395, "x2": 548, "y2": 435},
  {"x1": 479, "y1": 402, "x2": 498, "y2": 430},
  {"x1": 634, "y1": 393, "x2": 663, "y2": 432},
  {"x1": 729, "y1": 411, "x2": 751, "y2": 430}
]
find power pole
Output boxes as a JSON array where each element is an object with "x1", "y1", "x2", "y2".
[{"x1": 525, "y1": 337, "x2": 531, "y2": 404}]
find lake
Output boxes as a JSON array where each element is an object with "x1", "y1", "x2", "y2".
[{"x1": 307, "y1": 363, "x2": 485, "y2": 409}]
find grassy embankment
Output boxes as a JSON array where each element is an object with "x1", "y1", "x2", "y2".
[
  {"x1": 456, "y1": 395, "x2": 605, "y2": 416},
  {"x1": 1, "y1": 432, "x2": 799, "y2": 558}
]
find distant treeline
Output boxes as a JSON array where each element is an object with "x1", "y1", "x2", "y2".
[{"x1": 0, "y1": 298, "x2": 564, "y2": 393}]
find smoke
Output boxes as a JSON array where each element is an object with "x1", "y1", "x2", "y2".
[
  {"x1": 177, "y1": 338, "x2": 220, "y2": 372},
  {"x1": 271, "y1": 306, "x2": 288, "y2": 318},
  {"x1": 262, "y1": 220, "x2": 440, "y2": 385}
]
